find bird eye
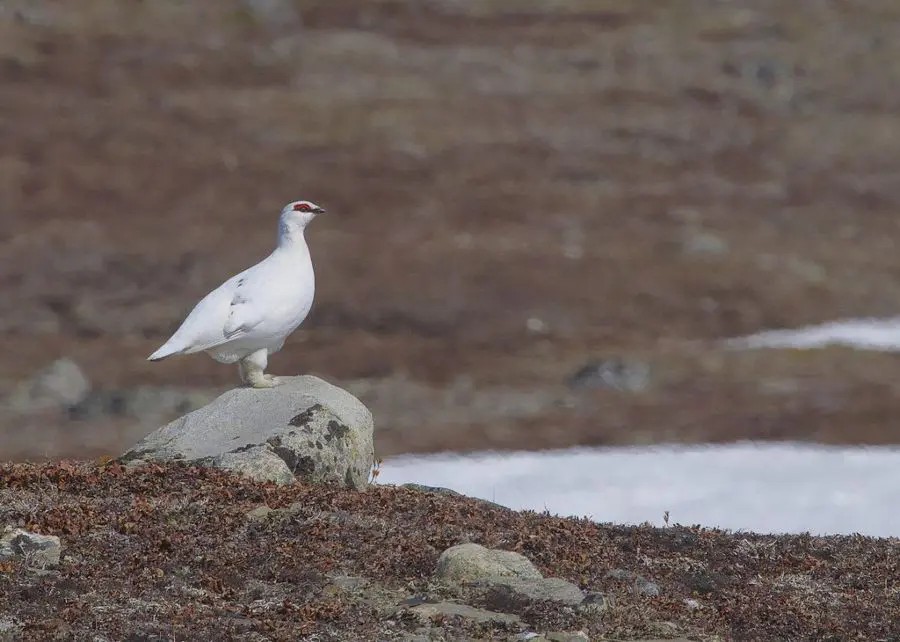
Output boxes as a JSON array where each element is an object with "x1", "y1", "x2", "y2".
[{"x1": 293, "y1": 202, "x2": 312, "y2": 212}]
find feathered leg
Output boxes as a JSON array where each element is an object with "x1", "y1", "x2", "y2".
[{"x1": 238, "y1": 348, "x2": 280, "y2": 388}]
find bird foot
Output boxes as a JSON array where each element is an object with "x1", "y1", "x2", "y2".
[{"x1": 247, "y1": 374, "x2": 280, "y2": 389}]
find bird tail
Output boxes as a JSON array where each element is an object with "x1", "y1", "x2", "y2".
[{"x1": 147, "y1": 341, "x2": 185, "y2": 362}]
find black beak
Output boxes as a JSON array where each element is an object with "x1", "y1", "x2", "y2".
[{"x1": 313, "y1": 206, "x2": 326, "y2": 214}]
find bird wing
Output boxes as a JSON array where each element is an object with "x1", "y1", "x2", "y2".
[
  {"x1": 159, "y1": 269, "x2": 262, "y2": 355},
  {"x1": 155, "y1": 250, "x2": 296, "y2": 356},
  {"x1": 221, "y1": 275, "x2": 266, "y2": 339}
]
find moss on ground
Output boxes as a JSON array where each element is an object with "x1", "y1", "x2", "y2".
[{"x1": 0, "y1": 462, "x2": 897, "y2": 640}]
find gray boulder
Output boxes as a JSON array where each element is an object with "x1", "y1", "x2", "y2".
[
  {"x1": 435, "y1": 543, "x2": 543, "y2": 583},
  {"x1": 436, "y1": 544, "x2": 595, "y2": 611},
  {"x1": 121, "y1": 376, "x2": 374, "y2": 489}
]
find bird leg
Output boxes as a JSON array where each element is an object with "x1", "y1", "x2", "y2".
[{"x1": 238, "y1": 349, "x2": 280, "y2": 388}]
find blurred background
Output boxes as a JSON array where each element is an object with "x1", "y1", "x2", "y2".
[{"x1": 4, "y1": 0, "x2": 900, "y2": 461}]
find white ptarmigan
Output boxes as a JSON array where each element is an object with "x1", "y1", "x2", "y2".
[{"x1": 147, "y1": 200, "x2": 324, "y2": 388}]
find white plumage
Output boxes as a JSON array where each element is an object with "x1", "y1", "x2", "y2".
[{"x1": 148, "y1": 200, "x2": 324, "y2": 388}]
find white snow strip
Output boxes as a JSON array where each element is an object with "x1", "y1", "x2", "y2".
[
  {"x1": 724, "y1": 317, "x2": 900, "y2": 351},
  {"x1": 379, "y1": 442, "x2": 900, "y2": 537}
]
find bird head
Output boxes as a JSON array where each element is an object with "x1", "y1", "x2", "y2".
[
  {"x1": 278, "y1": 200, "x2": 325, "y2": 244},
  {"x1": 281, "y1": 200, "x2": 325, "y2": 227}
]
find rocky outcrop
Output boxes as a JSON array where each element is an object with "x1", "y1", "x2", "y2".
[{"x1": 121, "y1": 376, "x2": 374, "y2": 488}]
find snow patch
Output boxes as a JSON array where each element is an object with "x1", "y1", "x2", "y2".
[
  {"x1": 380, "y1": 442, "x2": 900, "y2": 537},
  {"x1": 724, "y1": 317, "x2": 900, "y2": 351}
]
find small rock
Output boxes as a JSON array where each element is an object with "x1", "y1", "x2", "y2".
[
  {"x1": 398, "y1": 596, "x2": 432, "y2": 608},
  {"x1": 245, "y1": 505, "x2": 274, "y2": 521},
  {"x1": 526, "y1": 317, "x2": 548, "y2": 334},
  {"x1": 327, "y1": 575, "x2": 369, "y2": 592},
  {"x1": 636, "y1": 577, "x2": 661, "y2": 597},
  {"x1": 262, "y1": 502, "x2": 305, "y2": 522},
  {"x1": 787, "y1": 256, "x2": 827, "y2": 284},
  {"x1": 0, "y1": 617, "x2": 22, "y2": 642},
  {"x1": 680, "y1": 229, "x2": 729, "y2": 257},
  {"x1": 605, "y1": 569, "x2": 632, "y2": 581},
  {"x1": 435, "y1": 544, "x2": 542, "y2": 584},
  {"x1": 0, "y1": 527, "x2": 61, "y2": 567},
  {"x1": 579, "y1": 591, "x2": 614, "y2": 614},
  {"x1": 480, "y1": 577, "x2": 585, "y2": 609},
  {"x1": 567, "y1": 358, "x2": 650, "y2": 392},
  {"x1": 648, "y1": 620, "x2": 682, "y2": 637},
  {"x1": 33, "y1": 358, "x2": 91, "y2": 406},
  {"x1": 407, "y1": 601, "x2": 521, "y2": 626},
  {"x1": 684, "y1": 598, "x2": 701, "y2": 610},
  {"x1": 12, "y1": 359, "x2": 91, "y2": 412}
]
